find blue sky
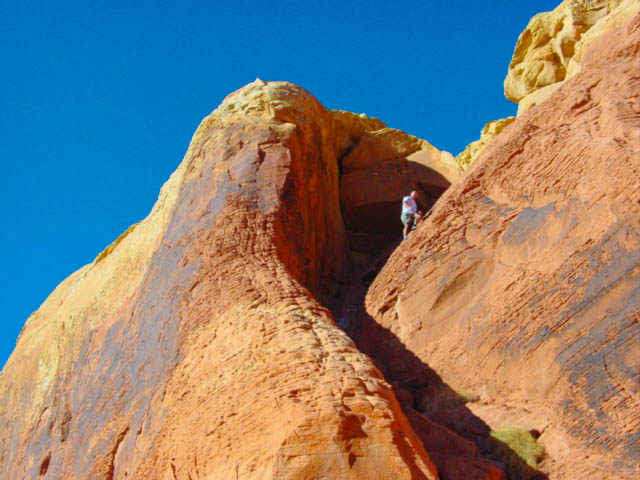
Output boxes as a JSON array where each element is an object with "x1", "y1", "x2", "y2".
[{"x1": 0, "y1": 1, "x2": 559, "y2": 368}]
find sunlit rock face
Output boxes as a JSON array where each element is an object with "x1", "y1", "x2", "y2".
[
  {"x1": 3, "y1": 5, "x2": 639, "y2": 480},
  {"x1": 455, "y1": 117, "x2": 516, "y2": 171},
  {"x1": 505, "y1": 0, "x2": 639, "y2": 115},
  {"x1": 0, "y1": 80, "x2": 462, "y2": 480},
  {"x1": 565, "y1": 0, "x2": 640, "y2": 77},
  {"x1": 459, "y1": 0, "x2": 638, "y2": 173},
  {"x1": 353, "y1": 13, "x2": 640, "y2": 480},
  {"x1": 505, "y1": 0, "x2": 623, "y2": 103}
]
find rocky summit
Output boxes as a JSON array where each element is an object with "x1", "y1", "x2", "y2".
[
  {"x1": 1, "y1": 3, "x2": 639, "y2": 480},
  {"x1": 505, "y1": 0, "x2": 639, "y2": 115}
]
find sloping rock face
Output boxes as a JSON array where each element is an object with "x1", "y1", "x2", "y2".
[
  {"x1": 352, "y1": 13, "x2": 640, "y2": 480},
  {"x1": 0, "y1": 81, "x2": 450, "y2": 479},
  {"x1": 515, "y1": 82, "x2": 565, "y2": 117},
  {"x1": 566, "y1": 0, "x2": 640, "y2": 78}
]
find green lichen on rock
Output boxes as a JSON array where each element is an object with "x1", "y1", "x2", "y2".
[
  {"x1": 491, "y1": 426, "x2": 545, "y2": 473},
  {"x1": 453, "y1": 387, "x2": 479, "y2": 403}
]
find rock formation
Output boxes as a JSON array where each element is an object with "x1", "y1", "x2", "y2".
[
  {"x1": 505, "y1": 0, "x2": 639, "y2": 115},
  {"x1": 339, "y1": 125, "x2": 459, "y2": 253},
  {"x1": 0, "y1": 80, "x2": 459, "y2": 479},
  {"x1": 455, "y1": 118, "x2": 515, "y2": 171},
  {"x1": 351, "y1": 11, "x2": 640, "y2": 480},
  {"x1": 457, "y1": 0, "x2": 639, "y2": 170},
  {"x1": 2, "y1": 4, "x2": 639, "y2": 480}
]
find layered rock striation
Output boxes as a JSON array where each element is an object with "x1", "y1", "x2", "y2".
[
  {"x1": 352, "y1": 12, "x2": 640, "y2": 480},
  {"x1": 0, "y1": 80, "x2": 459, "y2": 479},
  {"x1": 505, "y1": 0, "x2": 639, "y2": 115}
]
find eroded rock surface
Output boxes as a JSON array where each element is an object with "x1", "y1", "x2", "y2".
[
  {"x1": 506, "y1": 0, "x2": 639, "y2": 117},
  {"x1": 505, "y1": 0, "x2": 626, "y2": 103},
  {"x1": 340, "y1": 127, "x2": 459, "y2": 254},
  {"x1": 3, "y1": 5, "x2": 638, "y2": 480},
  {"x1": 353, "y1": 13, "x2": 640, "y2": 480},
  {"x1": 460, "y1": 1, "x2": 639, "y2": 174},
  {"x1": 566, "y1": 0, "x2": 640, "y2": 78},
  {"x1": 455, "y1": 117, "x2": 516, "y2": 171},
  {"x1": 0, "y1": 80, "x2": 451, "y2": 480}
]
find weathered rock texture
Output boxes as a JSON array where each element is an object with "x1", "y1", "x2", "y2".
[
  {"x1": 353, "y1": 13, "x2": 640, "y2": 480},
  {"x1": 0, "y1": 80, "x2": 463, "y2": 479},
  {"x1": 515, "y1": 82, "x2": 565, "y2": 117},
  {"x1": 455, "y1": 117, "x2": 515, "y2": 171},
  {"x1": 332, "y1": 110, "x2": 459, "y2": 254},
  {"x1": 339, "y1": 126, "x2": 459, "y2": 253},
  {"x1": 459, "y1": 1, "x2": 639, "y2": 176},
  {"x1": 505, "y1": 0, "x2": 639, "y2": 115},
  {"x1": 566, "y1": 0, "x2": 640, "y2": 77},
  {"x1": 3, "y1": 5, "x2": 639, "y2": 480}
]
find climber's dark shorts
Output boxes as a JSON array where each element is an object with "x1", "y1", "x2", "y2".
[{"x1": 401, "y1": 212, "x2": 415, "y2": 226}]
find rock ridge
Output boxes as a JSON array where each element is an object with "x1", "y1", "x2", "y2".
[{"x1": 0, "y1": 79, "x2": 461, "y2": 480}]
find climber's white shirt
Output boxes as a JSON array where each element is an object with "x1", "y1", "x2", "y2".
[{"x1": 402, "y1": 196, "x2": 417, "y2": 214}]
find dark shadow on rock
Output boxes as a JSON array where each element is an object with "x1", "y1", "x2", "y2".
[
  {"x1": 346, "y1": 307, "x2": 549, "y2": 480},
  {"x1": 329, "y1": 243, "x2": 548, "y2": 480},
  {"x1": 340, "y1": 162, "x2": 449, "y2": 256},
  {"x1": 328, "y1": 161, "x2": 547, "y2": 478}
]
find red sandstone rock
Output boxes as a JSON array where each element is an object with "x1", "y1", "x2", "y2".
[
  {"x1": 0, "y1": 81, "x2": 445, "y2": 479},
  {"x1": 352, "y1": 13, "x2": 640, "y2": 480}
]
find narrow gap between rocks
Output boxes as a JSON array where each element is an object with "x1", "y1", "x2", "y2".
[{"x1": 324, "y1": 182, "x2": 548, "y2": 480}]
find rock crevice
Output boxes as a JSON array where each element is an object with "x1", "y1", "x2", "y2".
[{"x1": 351, "y1": 12, "x2": 640, "y2": 480}]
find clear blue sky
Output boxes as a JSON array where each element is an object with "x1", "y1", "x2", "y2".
[{"x1": 0, "y1": 1, "x2": 559, "y2": 368}]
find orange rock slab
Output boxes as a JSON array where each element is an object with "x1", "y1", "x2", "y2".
[{"x1": 354, "y1": 14, "x2": 640, "y2": 480}]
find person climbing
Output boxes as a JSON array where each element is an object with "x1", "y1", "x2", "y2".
[{"x1": 401, "y1": 190, "x2": 422, "y2": 240}]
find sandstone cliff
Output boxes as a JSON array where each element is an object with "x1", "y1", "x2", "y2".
[
  {"x1": 0, "y1": 80, "x2": 460, "y2": 479},
  {"x1": 457, "y1": 0, "x2": 639, "y2": 171},
  {"x1": 352, "y1": 11, "x2": 640, "y2": 480},
  {"x1": 2, "y1": 4, "x2": 639, "y2": 480},
  {"x1": 505, "y1": 0, "x2": 639, "y2": 115}
]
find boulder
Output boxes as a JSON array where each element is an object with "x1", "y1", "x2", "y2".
[
  {"x1": 504, "y1": 0, "x2": 626, "y2": 103},
  {"x1": 510, "y1": 0, "x2": 639, "y2": 117}
]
